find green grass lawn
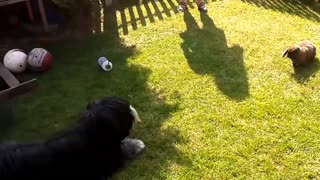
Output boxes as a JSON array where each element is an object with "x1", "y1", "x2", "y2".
[{"x1": 2, "y1": 0, "x2": 320, "y2": 179}]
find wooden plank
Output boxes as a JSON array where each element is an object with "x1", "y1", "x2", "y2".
[
  {"x1": 25, "y1": 0, "x2": 34, "y2": 22},
  {"x1": 0, "y1": 63, "x2": 20, "y2": 88},
  {"x1": 0, "y1": 0, "x2": 25, "y2": 6},
  {"x1": 0, "y1": 78, "x2": 37, "y2": 101},
  {"x1": 37, "y1": 0, "x2": 49, "y2": 32}
]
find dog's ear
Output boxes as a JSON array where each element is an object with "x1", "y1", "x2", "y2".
[
  {"x1": 86, "y1": 100, "x2": 102, "y2": 110},
  {"x1": 78, "y1": 110, "x2": 94, "y2": 123},
  {"x1": 86, "y1": 101, "x2": 96, "y2": 110},
  {"x1": 86, "y1": 112, "x2": 94, "y2": 119},
  {"x1": 283, "y1": 46, "x2": 300, "y2": 58},
  {"x1": 86, "y1": 102, "x2": 92, "y2": 110},
  {"x1": 86, "y1": 108, "x2": 133, "y2": 142},
  {"x1": 84, "y1": 97, "x2": 136, "y2": 143},
  {"x1": 85, "y1": 109, "x2": 115, "y2": 140}
]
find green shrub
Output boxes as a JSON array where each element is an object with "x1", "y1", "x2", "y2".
[{"x1": 51, "y1": 0, "x2": 91, "y2": 9}]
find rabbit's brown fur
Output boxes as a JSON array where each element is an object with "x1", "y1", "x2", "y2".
[{"x1": 282, "y1": 40, "x2": 316, "y2": 67}]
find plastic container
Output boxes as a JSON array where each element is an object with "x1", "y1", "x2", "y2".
[{"x1": 98, "y1": 57, "x2": 113, "y2": 71}]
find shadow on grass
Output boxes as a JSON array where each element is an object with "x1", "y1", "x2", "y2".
[
  {"x1": 180, "y1": 11, "x2": 249, "y2": 101},
  {"x1": 0, "y1": 103, "x2": 14, "y2": 131},
  {"x1": 102, "y1": 9, "x2": 193, "y2": 177},
  {"x1": 240, "y1": 0, "x2": 320, "y2": 21},
  {"x1": 90, "y1": 0, "x2": 181, "y2": 35},
  {"x1": 291, "y1": 58, "x2": 320, "y2": 83},
  {"x1": 1, "y1": 5, "x2": 191, "y2": 179}
]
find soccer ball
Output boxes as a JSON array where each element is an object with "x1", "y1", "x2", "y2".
[
  {"x1": 27, "y1": 48, "x2": 53, "y2": 72},
  {"x1": 3, "y1": 49, "x2": 28, "y2": 73}
]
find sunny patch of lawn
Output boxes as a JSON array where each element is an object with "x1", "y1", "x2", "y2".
[{"x1": 2, "y1": 0, "x2": 320, "y2": 179}]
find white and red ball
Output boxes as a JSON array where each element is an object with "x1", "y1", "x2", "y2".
[
  {"x1": 3, "y1": 49, "x2": 28, "y2": 73},
  {"x1": 27, "y1": 48, "x2": 53, "y2": 72}
]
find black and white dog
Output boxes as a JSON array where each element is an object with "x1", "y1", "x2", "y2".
[{"x1": 0, "y1": 97, "x2": 145, "y2": 180}]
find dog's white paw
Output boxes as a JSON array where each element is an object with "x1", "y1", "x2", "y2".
[
  {"x1": 134, "y1": 139, "x2": 145, "y2": 152},
  {"x1": 122, "y1": 138, "x2": 145, "y2": 155}
]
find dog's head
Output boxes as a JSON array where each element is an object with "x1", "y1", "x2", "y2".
[
  {"x1": 282, "y1": 46, "x2": 300, "y2": 59},
  {"x1": 282, "y1": 46, "x2": 301, "y2": 66},
  {"x1": 83, "y1": 97, "x2": 141, "y2": 143}
]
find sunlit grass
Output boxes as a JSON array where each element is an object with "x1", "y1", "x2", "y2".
[{"x1": 2, "y1": 0, "x2": 320, "y2": 179}]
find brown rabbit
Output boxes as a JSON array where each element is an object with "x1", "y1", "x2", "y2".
[{"x1": 282, "y1": 40, "x2": 317, "y2": 67}]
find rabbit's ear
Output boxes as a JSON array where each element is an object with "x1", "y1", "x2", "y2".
[{"x1": 282, "y1": 48, "x2": 289, "y2": 58}]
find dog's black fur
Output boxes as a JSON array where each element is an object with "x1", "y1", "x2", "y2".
[{"x1": 0, "y1": 97, "x2": 144, "y2": 180}]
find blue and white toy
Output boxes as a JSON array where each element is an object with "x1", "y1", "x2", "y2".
[{"x1": 98, "y1": 57, "x2": 112, "y2": 71}]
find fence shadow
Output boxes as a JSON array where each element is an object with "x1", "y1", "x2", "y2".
[
  {"x1": 240, "y1": 0, "x2": 320, "y2": 21},
  {"x1": 92, "y1": 0, "x2": 182, "y2": 35}
]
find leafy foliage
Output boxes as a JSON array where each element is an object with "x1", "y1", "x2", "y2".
[{"x1": 51, "y1": 0, "x2": 91, "y2": 8}]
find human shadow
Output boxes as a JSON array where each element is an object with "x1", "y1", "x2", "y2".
[
  {"x1": 240, "y1": 0, "x2": 320, "y2": 22},
  {"x1": 180, "y1": 11, "x2": 249, "y2": 100},
  {"x1": 292, "y1": 57, "x2": 320, "y2": 84},
  {"x1": 2, "y1": 3, "x2": 192, "y2": 179}
]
